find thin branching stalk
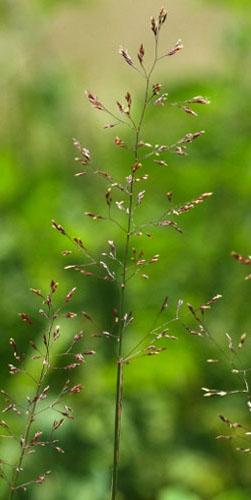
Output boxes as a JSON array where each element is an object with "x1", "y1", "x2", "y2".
[
  {"x1": 183, "y1": 295, "x2": 251, "y2": 449},
  {"x1": 1, "y1": 281, "x2": 88, "y2": 497},
  {"x1": 110, "y1": 34, "x2": 160, "y2": 500},
  {"x1": 71, "y1": 8, "x2": 209, "y2": 498},
  {"x1": 8, "y1": 316, "x2": 54, "y2": 499}
]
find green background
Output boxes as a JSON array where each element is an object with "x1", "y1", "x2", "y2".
[{"x1": 0, "y1": 0, "x2": 251, "y2": 498}]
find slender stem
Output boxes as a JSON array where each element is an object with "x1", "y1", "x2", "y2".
[
  {"x1": 110, "y1": 36, "x2": 159, "y2": 500},
  {"x1": 110, "y1": 156, "x2": 135, "y2": 500},
  {"x1": 101, "y1": 105, "x2": 134, "y2": 130}
]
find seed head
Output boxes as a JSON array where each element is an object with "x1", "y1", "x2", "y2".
[
  {"x1": 187, "y1": 96, "x2": 211, "y2": 105},
  {"x1": 85, "y1": 90, "x2": 104, "y2": 110},
  {"x1": 158, "y1": 8, "x2": 167, "y2": 27},
  {"x1": 70, "y1": 384, "x2": 83, "y2": 394},
  {"x1": 138, "y1": 44, "x2": 145, "y2": 64},
  {"x1": 52, "y1": 220, "x2": 66, "y2": 236},
  {"x1": 166, "y1": 39, "x2": 184, "y2": 56},
  {"x1": 65, "y1": 287, "x2": 77, "y2": 303},
  {"x1": 114, "y1": 137, "x2": 125, "y2": 147},
  {"x1": 231, "y1": 252, "x2": 251, "y2": 265},
  {"x1": 18, "y1": 313, "x2": 34, "y2": 325},
  {"x1": 119, "y1": 46, "x2": 135, "y2": 67},
  {"x1": 125, "y1": 91, "x2": 132, "y2": 110},
  {"x1": 150, "y1": 16, "x2": 158, "y2": 37}
]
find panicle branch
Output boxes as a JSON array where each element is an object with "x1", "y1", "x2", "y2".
[{"x1": 2, "y1": 280, "x2": 94, "y2": 498}]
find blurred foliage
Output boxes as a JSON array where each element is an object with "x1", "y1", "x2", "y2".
[
  {"x1": 202, "y1": 0, "x2": 250, "y2": 7},
  {"x1": 0, "y1": 0, "x2": 251, "y2": 499}
]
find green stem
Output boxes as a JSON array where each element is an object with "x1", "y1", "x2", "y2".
[
  {"x1": 110, "y1": 168, "x2": 134, "y2": 500},
  {"x1": 110, "y1": 37, "x2": 159, "y2": 500}
]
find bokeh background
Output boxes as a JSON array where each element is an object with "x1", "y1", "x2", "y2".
[{"x1": 1, "y1": 0, "x2": 251, "y2": 498}]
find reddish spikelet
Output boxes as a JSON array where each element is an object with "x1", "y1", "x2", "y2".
[
  {"x1": 82, "y1": 311, "x2": 92, "y2": 320},
  {"x1": 137, "y1": 191, "x2": 145, "y2": 205},
  {"x1": 73, "y1": 237, "x2": 85, "y2": 249},
  {"x1": 166, "y1": 39, "x2": 183, "y2": 56},
  {"x1": 98, "y1": 170, "x2": 112, "y2": 180},
  {"x1": 73, "y1": 331, "x2": 83, "y2": 343},
  {"x1": 53, "y1": 326, "x2": 60, "y2": 341},
  {"x1": 181, "y1": 131, "x2": 205, "y2": 143},
  {"x1": 53, "y1": 419, "x2": 64, "y2": 431},
  {"x1": 153, "y1": 83, "x2": 162, "y2": 95},
  {"x1": 9, "y1": 338, "x2": 18, "y2": 356},
  {"x1": 64, "y1": 265, "x2": 79, "y2": 270},
  {"x1": 150, "y1": 16, "x2": 158, "y2": 36},
  {"x1": 199, "y1": 293, "x2": 222, "y2": 312},
  {"x1": 30, "y1": 432, "x2": 43, "y2": 445},
  {"x1": 60, "y1": 412, "x2": 74, "y2": 421},
  {"x1": 216, "y1": 435, "x2": 233, "y2": 440},
  {"x1": 73, "y1": 138, "x2": 91, "y2": 161},
  {"x1": 65, "y1": 287, "x2": 77, "y2": 303},
  {"x1": 79, "y1": 270, "x2": 95, "y2": 277},
  {"x1": 238, "y1": 333, "x2": 247, "y2": 349},
  {"x1": 75, "y1": 171, "x2": 88, "y2": 177},
  {"x1": 84, "y1": 212, "x2": 104, "y2": 220},
  {"x1": 9, "y1": 364, "x2": 20, "y2": 375},
  {"x1": 125, "y1": 92, "x2": 132, "y2": 111},
  {"x1": 161, "y1": 296, "x2": 169, "y2": 312},
  {"x1": 231, "y1": 252, "x2": 251, "y2": 265},
  {"x1": 50, "y1": 280, "x2": 58, "y2": 294},
  {"x1": 132, "y1": 162, "x2": 142, "y2": 172},
  {"x1": 54, "y1": 446, "x2": 65, "y2": 453},
  {"x1": 116, "y1": 101, "x2": 126, "y2": 115},
  {"x1": 70, "y1": 384, "x2": 83, "y2": 394},
  {"x1": 119, "y1": 46, "x2": 134, "y2": 67},
  {"x1": 154, "y1": 160, "x2": 168, "y2": 166},
  {"x1": 175, "y1": 146, "x2": 188, "y2": 156},
  {"x1": 155, "y1": 220, "x2": 183, "y2": 233},
  {"x1": 187, "y1": 303, "x2": 201, "y2": 321},
  {"x1": 158, "y1": 8, "x2": 167, "y2": 27},
  {"x1": 18, "y1": 313, "x2": 34, "y2": 325},
  {"x1": 64, "y1": 363, "x2": 79, "y2": 370},
  {"x1": 29, "y1": 341, "x2": 38, "y2": 353},
  {"x1": 35, "y1": 471, "x2": 51, "y2": 484},
  {"x1": 138, "y1": 43, "x2": 145, "y2": 64},
  {"x1": 103, "y1": 123, "x2": 117, "y2": 129},
  {"x1": 187, "y1": 96, "x2": 210, "y2": 104},
  {"x1": 106, "y1": 188, "x2": 112, "y2": 206},
  {"x1": 30, "y1": 288, "x2": 42, "y2": 297},
  {"x1": 65, "y1": 312, "x2": 77, "y2": 319},
  {"x1": 181, "y1": 106, "x2": 198, "y2": 117},
  {"x1": 114, "y1": 136, "x2": 125, "y2": 147},
  {"x1": 173, "y1": 193, "x2": 213, "y2": 216},
  {"x1": 51, "y1": 220, "x2": 66, "y2": 236},
  {"x1": 153, "y1": 93, "x2": 168, "y2": 106},
  {"x1": 184, "y1": 326, "x2": 203, "y2": 337},
  {"x1": 225, "y1": 333, "x2": 235, "y2": 353},
  {"x1": 74, "y1": 353, "x2": 85, "y2": 363},
  {"x1": 85, "y1": 90, "x2": 104, "y2": 110}
]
